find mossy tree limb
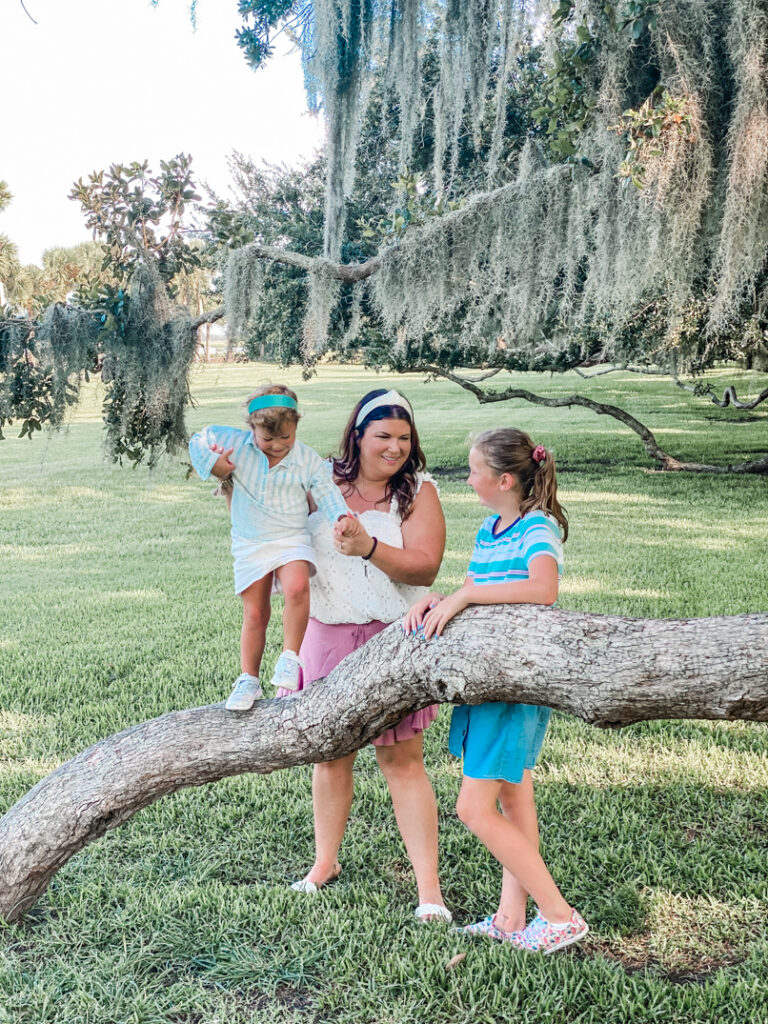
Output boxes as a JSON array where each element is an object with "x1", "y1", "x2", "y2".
[
  {"x1": 411, "y1": 363, "x2": 768, "y2": 474},
  {"x1": 1, "y1": 605, "x2": 767, "y2": 925}
]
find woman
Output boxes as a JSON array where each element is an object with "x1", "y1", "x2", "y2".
[{"x1": 281, "y1": 388, "x2": 450, "y2": 922}]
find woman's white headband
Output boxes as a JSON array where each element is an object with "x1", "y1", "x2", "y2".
[{"x1": 355, "y1": 390, "x2": 413, "y2": 427}]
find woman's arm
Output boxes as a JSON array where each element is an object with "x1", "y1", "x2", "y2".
[
  {"x1": 333, "y1": 481, "x2": 445, "y2": 587},
  {"x1": 419, "y1": 556, "x2": 559, "y2": 639}
]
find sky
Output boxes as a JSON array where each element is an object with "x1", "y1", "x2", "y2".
[{"x1": 0, "y1": 0, "x2": 324, "y2": 264}]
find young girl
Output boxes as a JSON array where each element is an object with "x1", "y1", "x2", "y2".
[
  {"x1": 403, "y1": 427, "x2": 588, "y2": 954},
  {"x1": 189, "y1": 384, "x2": 350, "y2": 711}
]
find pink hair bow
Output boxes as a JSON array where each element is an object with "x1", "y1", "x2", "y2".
[{"x1": 532, "y1": 444, "x2": 547, "y2": 464}]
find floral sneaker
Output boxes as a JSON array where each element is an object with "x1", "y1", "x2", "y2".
[
  {"x1": 456, "y1": 915, "x2": 519, "y2": 941},
  {"x1": 509, "y1": 908, "x2": 588, "y2": 954}
]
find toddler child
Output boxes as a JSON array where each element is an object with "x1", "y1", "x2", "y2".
[
  {"x1": 403, "y1": 427, "x2": 588, "y2": 954},
  {"x1": 189, "y1": 384, "x2": 350, "y2": 710}
]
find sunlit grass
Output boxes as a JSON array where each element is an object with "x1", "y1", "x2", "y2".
[{"x1": 0, "y1": 362, "x2": 767, "y2": 1022}]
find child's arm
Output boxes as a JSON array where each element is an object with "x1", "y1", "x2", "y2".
[
  {"x1": 420, "y1": 556, "x2": 559, "y2": 639},
  {"x1": 208, "y1": 442, "x2": 236, "y2": 480},
  {"x1": 306, "y1": 452, "x2": 350, "y2": 523},
  {"x1": 189, "y1": 426, "x2": 240, "y2": 481}
]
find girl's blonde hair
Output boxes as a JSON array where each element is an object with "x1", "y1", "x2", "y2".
[
  {"x1": 243, "y1": 383, "x2": 300, "y2": 434},
  {"x1": 471, "y1": 427, "x2": 568, "y2": 541}
]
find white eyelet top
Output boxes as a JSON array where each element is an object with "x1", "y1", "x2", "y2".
[{"x1": 308, "y1": 472, "x2": 438, "y2": 625}]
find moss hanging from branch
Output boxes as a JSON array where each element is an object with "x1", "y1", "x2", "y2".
[
  {"x1": 223, "y1": 244, "x2": 266, "y2": 342},
  {"x1": 101, "y1": 261, "x2": 196, "y2": 467},
  {"x1": 303, "y1": 260, "x2": 342, "y2": 356},
  {"x1": 710, "y1": 0, "x2": 768, "y2": 330}
]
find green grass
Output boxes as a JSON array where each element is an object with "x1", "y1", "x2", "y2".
[{"x1": 1, "y1": 362, "x2": 767, "y2": 1023}]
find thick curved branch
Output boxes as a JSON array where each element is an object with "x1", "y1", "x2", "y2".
[
  {"x1": 191, "y1": 305, "x2": 225, "y2": 330},
  {"x1": 1, "y1": 605, "x2": 767, "y2": 923},
  {"x1": 240, "y1": 244, "x2": 383, "y2": 283},
  {"x1": 413, "y1": 364, "x2": 768, "y2": 474}
]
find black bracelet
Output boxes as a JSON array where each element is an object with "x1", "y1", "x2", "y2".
[{"x1": 362, "y1": 536, "x2": 378, "y2": 560}]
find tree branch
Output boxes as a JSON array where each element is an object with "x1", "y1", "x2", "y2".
[
  {"x1": 573, "y1": 364, "x2": 671, "y2": 379},
  {"x1": 241, "y1": 243, "x2": 383, "y2": 283},
  {"x1": 413, "y1": 364, "x2": 768, "y2": 474},
  {"x1": 1, "y1": 605, "x2": 767, "y2": 923},
  {"x1": 673, "y1": 379, "x2": 768, "y2": 410},
  {"x1": 191, "y1": 305, "x2": 225, "y2": 330}
]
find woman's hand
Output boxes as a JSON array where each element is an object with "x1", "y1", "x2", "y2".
[
  {"x1": 420, "y1": 588, "x2": 470, "y2": 639},
  {"x1": 402, "y1": 593, "x2": 445, "y2": 634},
  {"x1": 209, "y1": 443, "x2": 236, "y2": 480},
  {"x1": 332, "y1": 516, "x2": 372, "y2": 557}
]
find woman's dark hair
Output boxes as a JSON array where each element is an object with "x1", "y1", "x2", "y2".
[{"x1": 333, "y1": 389, "x2": 426, "y2": 520}]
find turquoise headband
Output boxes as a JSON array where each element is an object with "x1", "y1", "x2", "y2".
[{"x1": 248, "y1": 394, "x2": 298, "y2": 414}]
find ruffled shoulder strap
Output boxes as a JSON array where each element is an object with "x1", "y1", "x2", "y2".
[
  {"x1": 389, "y1": 470, "x2": 440, "y2": 516},
  {"x1": 415, "y1": 470, "x2": 439, "y2": 496}
]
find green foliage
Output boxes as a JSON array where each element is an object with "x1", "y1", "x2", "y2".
[
  {"x1": 611, "y1": 88, "x2": 696, "y2": 190},
  {"x1": 355, "y1": 173, "x2": 464, "y2": 244},
  {"x1": 235, "y1": 0, "x2": 312, "y2": 70},
  {"x1": 1, "y1": 158, "x2": 206, "y2": 465},
  {"x1": 70, "y1": 155, "x2": 203, "y2": 290},
  {"x1": 0, "y1": 306, "x2": 100, "y2": 442}
]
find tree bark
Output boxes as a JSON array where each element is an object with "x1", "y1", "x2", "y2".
[{"x1": 1, "y1": 605, "x2": 767, "y2": 924}]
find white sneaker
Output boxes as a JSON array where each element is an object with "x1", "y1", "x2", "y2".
[
  {"x1": 225, "y1": 673, "x2": 263, "y2": 711},
  {"x1": 270, "y1": 650, "x2": 302, "y2": 691}
]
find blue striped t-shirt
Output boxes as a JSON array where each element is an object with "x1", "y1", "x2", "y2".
[{"x1": 467, "y1": 511, "x2": 563, "y2": 587}]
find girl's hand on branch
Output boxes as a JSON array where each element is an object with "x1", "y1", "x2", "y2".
[
  {"x1": 209, "y1": 443, "x2": 235, "y2": 480},
  {"x1": 402, "y1": 593, "x2": 445, "y2": 635},
  {"x1": 421, "y1": 589, "x2": 469, "y2": 640}
]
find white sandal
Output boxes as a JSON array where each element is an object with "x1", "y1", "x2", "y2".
[
  {"x1": 290, "y1": 868, "x2": 341, "y2": 894},
  {"x1": 290, "y1": 878, "x2": 320, "y2": 894},
  {"x1": 414, "y1": 903, "x2": 453, "y2": 924}
]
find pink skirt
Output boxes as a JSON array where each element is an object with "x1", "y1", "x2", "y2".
[{"x1": 277, "y1": 617, "x2": 439, "y2": 746}]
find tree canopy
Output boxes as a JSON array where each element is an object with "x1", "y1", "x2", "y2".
[
  {"x1": 229, "y1": 0, "x2": 768, "y2": 374},
  {"x1": 1, "y1": 1, "x2": 766, "y2": 469}
]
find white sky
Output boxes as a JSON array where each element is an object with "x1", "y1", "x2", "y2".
[{"x1": 0, "y1": 0, "x2": 324, "y2": 264}]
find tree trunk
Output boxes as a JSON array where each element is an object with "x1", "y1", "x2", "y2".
[{"x1": 1, "y1": 606, "x2": 766, "y2": 924}]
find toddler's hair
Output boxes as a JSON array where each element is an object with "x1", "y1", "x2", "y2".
[
  {"x1": 244, "y1": 383, "x2": 300, "y2": 434},
  {"x1": 471, "y1": 427, "x2": 568, "y2": 540}
]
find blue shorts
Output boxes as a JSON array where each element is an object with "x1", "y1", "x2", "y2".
[{"x1": 448, "y1": 702, "x2": 551, "y2": 784}]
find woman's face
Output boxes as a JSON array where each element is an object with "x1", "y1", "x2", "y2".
[{"x1": 357, "y1": 417, "x2": 412, "y2": 479}]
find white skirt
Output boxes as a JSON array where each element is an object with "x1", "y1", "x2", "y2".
[{"x1": 231, "y1": 534, "x2": 317, "y2": 595}]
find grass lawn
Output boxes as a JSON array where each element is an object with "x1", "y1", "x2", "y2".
[{"x1": 1, "y1": 362, "x2": 767, "y2": 1024}]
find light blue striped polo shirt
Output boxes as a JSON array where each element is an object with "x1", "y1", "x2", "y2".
[
  {"x1": 188, "y1": 426, "x2": 348, "y2": 542},
  {"x1": 467, "y1": 511, "x2": 563, "y2": 586}
]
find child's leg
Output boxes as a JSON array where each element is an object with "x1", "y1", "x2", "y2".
[
  {"x1": 240, "y1": 574, "x2": 274, "y2": 676},
  {"x1": 274, "y1": 560, "x2": 310, "y2": 653},
  {"x1": 494, "y1": 772, "x2": 541, "y2": 933},
  {"x1": 456, "y1": 775, "x2": 571, "y2": 925}
]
